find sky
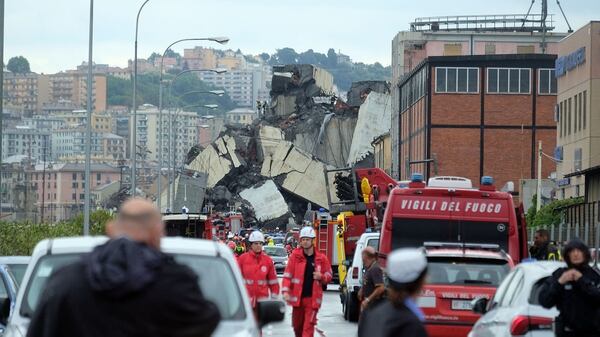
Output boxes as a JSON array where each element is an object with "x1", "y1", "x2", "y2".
[{"x1": 5, "y1": 0, "x2": 599, "y2": 74}]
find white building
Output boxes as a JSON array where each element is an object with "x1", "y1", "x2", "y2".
[
  {"x1": 199, "y1": 64, "x2": 271, "y2": 109},
  {"x1": 1, "y1": 126, "x2": 51, "y2": 161}
]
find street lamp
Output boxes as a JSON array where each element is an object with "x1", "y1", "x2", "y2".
[
  {"x1": 157, "y1": 37, "x2": 228, "y2": 211},
  {"x1": 83, "y1": 0, "x2": 94, "y2": 235},
  {"x1": 169, "y1": 103, "x2": 218, "y2": 209},
  {"x1": 131, "y1": 0, "x2": 151, "y2": 199}
]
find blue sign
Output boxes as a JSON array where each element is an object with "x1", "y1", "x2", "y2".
[
  {"x1": 557, "y1": 178, "x2": 570, "y2": 187},
  {"x1": 555, "y1": 47, "x2": 586, "y2": 77}
]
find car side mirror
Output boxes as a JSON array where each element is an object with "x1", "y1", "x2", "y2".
[
  {"x1": 257, "y1": 299, "x2": 285, "y2": 327},
  {"x1": 0, "y1": 297, "x2": 10, "y2": 325},
  {"x1": 471, "y1": 297, "x2": 488, "y2": 315}
]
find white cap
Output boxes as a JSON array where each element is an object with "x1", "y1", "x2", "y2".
[
  {"x1": 387, "y1": 248, "x2": 427, "y2": 284},
  {"x1": 300, "y1": 226, "x2": 316, "y2": 239},
  {"x1": 249, "y1": 231, "x2": 265, "y2": 243}
]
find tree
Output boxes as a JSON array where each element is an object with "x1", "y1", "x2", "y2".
[
  {"x1": 147, "y1": 52, "x2": 161, "y2": 64},
  {"x1": 259, "y1": 53, "x2": 270, "y2": 63},
  {"x1": 7, "y1": 56, "x2": 31, "y2": 73},
  {"x1": 327, "y1": 48, "x2": 337, "y2": 67},
  {"x1": 273, "y1": 48, "x2": 298, "y2": 65}
]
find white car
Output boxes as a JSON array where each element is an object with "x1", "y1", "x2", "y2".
[
  {"x1": 0, "y1": 257, "x2": 30, "y2": 286},
  {"x1": 341, "y1": 232, "x2": 379, "y2": 322},
  {"x1": 1, "y1": 236, "x2": 284, "y2": 337},
  {"x1": 468, "y1": 261, "x2": 564, "y2": 337}
]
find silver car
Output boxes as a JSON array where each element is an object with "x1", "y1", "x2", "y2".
[
  {"x1": 263, "y1": 245, "x2": 288, "y2": 274},
  {"x1": 469, "y1": 261, "x2": 564, "y2": 337},
  {"x1": 2, "y1": 236, "x2": 284, "y2": 337}
]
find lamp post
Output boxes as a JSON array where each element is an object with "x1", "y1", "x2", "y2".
[
  {"x1": 131, "y1": 0, "x2": 151, "y2": 198},
  {"x1": 169, "y1": 104, "x2": 218, "y2": 209},
  {"x1": 157, "y1": 37, "x2": 228, "y2": 211},
  {"x1": 163, "y1": 68, "x2": 226, "y2": 210},
  {"x1": 83, "y1": 0, "x2": 94, "y2": 235}
]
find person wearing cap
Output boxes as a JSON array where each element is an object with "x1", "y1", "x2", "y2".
[
  {"x1": 358, "y1": 248, "x2": 429, "y2": 337},
  {"x1": 539, "y1": 239, "x2": 600, "y2": 337},
  {"x1": 282, "y1": 226, "x2": 333, "y2": 337},
  {"x1": 237, "y1": 231, "x2": 280, "y2": 313}
]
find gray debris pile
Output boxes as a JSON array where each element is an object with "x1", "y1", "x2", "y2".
[{"x1": 182, "y1": 65, "x2": 392, "y2": 228}]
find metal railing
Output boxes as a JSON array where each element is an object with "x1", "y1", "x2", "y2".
[{"x1": 410, "y1": 14, "x2": 555, "y2": 33}]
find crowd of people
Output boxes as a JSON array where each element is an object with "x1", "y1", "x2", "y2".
[{"x1": 24, "y1": 198, "x2": 600, "y2": 337}]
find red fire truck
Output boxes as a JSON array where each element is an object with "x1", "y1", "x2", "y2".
[
  {"x1": 162, "y1": 211, "x2": 244, "y2": 241},
  {"x1": 378, "y1": 173, "x2": 529, "y2": 266}
]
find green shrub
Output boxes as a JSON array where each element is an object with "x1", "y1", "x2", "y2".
[{"x1": 0, "y1": 210, "x2": 114, "y2": 255}]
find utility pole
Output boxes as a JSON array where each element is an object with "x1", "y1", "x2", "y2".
[
  {"x1": 41, "y1": 138, "x2": 46, "y2": 223},
  {"x1": 536, "y1": 141, "x2": 542, "y2": 211},
  {"x1": 83, "y1": 0, "x2": 94, "y2": 235},
  {"x1": 0, "y1": 0, "x2": 4, "y2": 219}
]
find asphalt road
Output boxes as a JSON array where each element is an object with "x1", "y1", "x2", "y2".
[{"x1": 263, "y1": 284, "x2": 358, "y2": 337}]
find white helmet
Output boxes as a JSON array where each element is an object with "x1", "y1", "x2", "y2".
[
  {"x1": 300, "y1": 226, "x2": 316, "y2": 239},
  {"x1": 249, "y1": 231, "x2": 265, "y2": 243}
]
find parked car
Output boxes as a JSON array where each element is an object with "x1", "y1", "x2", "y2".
[
  {"x1": 418, "y1": 242, "x2": 514, "y2": 337},
  {"x1": 340, "y1": 232, "x2": 380, "y2": 322},
  {"x1": 0, "y1": 264, "x2": 19, "y2": 335},
  {"x1": 1, "y1": 236, "x2": 284, "y2": 337},
  {"x1": 263, "y1": 245, "x2": 288, "y2": 274},
  {"x1": 468, "y1": 261, "x2": 564, "y2": 337},
  {"x1": 0, "y1": 257, "x2": 30, "y2": 287}
]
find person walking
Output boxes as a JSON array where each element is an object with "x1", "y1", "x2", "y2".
[
  {"x1": 282, "y1": 226, "x2": 333, "y2": 337},
  {"x1": 358, "y1": 246, "x2": 385, "y2": 312},
  {"x1": 529, "y1": 229, "x2": 561, "y2": 260},
  {"x1": 27, "y1": 198, "x2": 221, "y2": 337},
  {"x1": 237, "y1": 231, "x2": 280, "y2": 311},
  {"x1": 358, "y1": 248, "x2": 429, "y2": 337},
  {"x1": 539, "y1": 239, "x2": 600, "y2": 337}
]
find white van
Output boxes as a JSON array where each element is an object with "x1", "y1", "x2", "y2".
[
  {"x1": 340, "y1": 232, "x2": 380, "y2": 322},
  {"x1": 1, "y1": 236, "x2": 284, "y2": 337}
]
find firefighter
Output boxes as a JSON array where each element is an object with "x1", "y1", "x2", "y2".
[
  {"x1": 530, "y1": 229, "x2": 561, "y2": 260},
  {"x1": 234, "y1": 239, "x2": 245, "y2": 256},
  {"x1": 282, "y1": 226, "x2": 333, "y2": 337},
  {"x1": 238, "y1": 231, "x2": 280, "y2": 312}
]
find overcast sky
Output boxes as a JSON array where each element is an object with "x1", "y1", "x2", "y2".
[{"x1": 5, "y1": 0, "x2": 598, "y2": 74}]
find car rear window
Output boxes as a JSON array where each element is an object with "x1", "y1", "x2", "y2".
[{"x1": 427, "y1": 257, "x2": 510, "y2": 287}]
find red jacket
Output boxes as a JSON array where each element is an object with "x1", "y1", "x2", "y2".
[
  {"x1": 237, "y1": 251, "x2": 280, "y2": 307},
  {"x1": 282, "y1": 248, "x2": 332, "y2": 309}
]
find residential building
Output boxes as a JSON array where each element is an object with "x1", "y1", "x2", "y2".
[
  {"x1": 2, "y1": 72, "x2": 50, "y2": 116},
  {"x1": 127, "y1": 59, "x2": 156, "y2": 74},
  {"x1": 197, "y1": 115, "x2": 224, "y2": 147},
  {"x1": 199, "y1": 66, "x2": 271, "y2": 108},
  {"x1": 28, "y1": 163, "x2": 120, "y2": 222},
  {"x1": 0, "y1": 160, "x2": 37, "y2": 220},
  {"x1": 49, "y1": 72, "x2": 107, "y2": 112},
  {"x1": 183, "y1": 47, "x2": 218, "y2": 70},
  {"x1": 555, "y1": 21, "x2": 600, "y2": 202},
  {"x1": 1, "y1": 126, "x2": 51, "y2": 161},
  {"x1": 136, "y1": 104, "x2": 198, "y2": 168},
  {"x1": 76, "y1": 62, "x2": 130, "y2": 80},
  {"x1": 49, "y1": 110, "x2": 112, "y2": 132},
  {"x1": 396, "y1": 54, "x2": 558, "y2": 202},
  {"x1": 51, "y1": 128, "x2": 125, "y2": 163},
  {"x1": 225, "y1": 108, "x2": 256, "y2": 125},
  {"x1": 391, "y1": 16, "x2": 568, "y2": 180},
  {"x1": 21, "y1": 116, "x2": 66, "y2": 131},
  {"x1": 217, "y1": 50, "x2": 246, "y2": 70},
  {"x1": 152, "y1": 56, "x2": 178, "y2": 70},
  {"x1": 41, "y1": 99, "x2": 78, "y2": 115}
]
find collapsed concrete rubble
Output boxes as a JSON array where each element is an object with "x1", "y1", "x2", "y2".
[{"x1": 180, "y1": 64, "x2": 391, "y2": 228}]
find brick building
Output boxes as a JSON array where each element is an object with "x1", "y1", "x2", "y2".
[{"x1": 396, "y1": 54, "x2": 558, "y2": 200}]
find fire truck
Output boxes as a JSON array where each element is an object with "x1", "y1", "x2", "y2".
[
  {"x1": 162, "y1": 210, "x2": 244, "y2": 241},
  {"x1": 316, "y1": 167, "x2": 398, "y2": 284},
  {"x1": 378, "y1": 173, "x2": 529, "y2": 266}
]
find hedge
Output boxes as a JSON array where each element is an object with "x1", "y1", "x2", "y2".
[{"x1": 0, "y1": 210, "x2": 114, "y2": 255}]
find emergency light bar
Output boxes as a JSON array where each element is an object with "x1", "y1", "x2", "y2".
[{"x1": 424, "y1": 242, "x2": 501, "y2": 252}]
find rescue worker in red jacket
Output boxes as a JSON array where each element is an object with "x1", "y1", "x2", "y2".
[
  {"x1": 282, "y1": 226, "x2": 333, "y2": 337},
  {"x1": 238, "y1": 231, "x2": 280, "y2": 310}
]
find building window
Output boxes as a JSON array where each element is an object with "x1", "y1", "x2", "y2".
[
  {"x1": 538, "y1": 69, "x2": 557, "y2": 94},
  {"x1": 517, "y1": 45, "x2": 535, "y2": 54},
  {"x1": 574, "y1": 94, "x2": 578, "y2": 131},
  {"x1": 72, "y1": 182, "x2": 78, "y2": 188},
  {"x1": 487, "y1": 68, "x2": 530, "y2": 94},
  {"x1": 80, "y1": 193, "x2": 85, "y2": 200},
  {"x1": 443, "y1": 43, "x2": 462, "y2": 56},
  {"x1": 435, "y1": 67, "x2": 478, "y2": 93},
  {"x1": 575, "y1": 185, "x2": 580, "y2": 197},
  {"x1": 559, "y1": 101, "x2": 563, "y2": 138},
  {"x1": 72, "y1": 193, "x2": 76, "y2": 200},
  {"x1": 485, "y1": 44, "x2": 496, "y2": 55},
  {"x1": 568, "y1": 97, "x2": 572, "y2": 135},
  {"x1": 574, "y1": 148, "x2": 582, "y2": 172},
  {"x1": 583, "y1": 90, "x2": 587, "y2": 129},
  {"x1": 96, "y1": 173, "x2": 101, "y2": 181},
  {"x1": 72, "y1": 173, "x2": 77, "y2": 180}
]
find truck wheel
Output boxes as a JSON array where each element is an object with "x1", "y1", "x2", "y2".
[{"x1": 346, "y1": 291, "x2": 359, "y2": 322}]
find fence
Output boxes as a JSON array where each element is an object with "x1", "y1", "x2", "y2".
[{"x1": 529, "y1": 201, "x2": 600, "y2": 256}]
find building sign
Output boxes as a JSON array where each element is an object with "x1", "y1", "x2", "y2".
[
  {"x1": 557, "y1": 178, "x2": 570, "y2": 187},
  {"x1": 555, "y1": 47, "x2": 586, "y2": 77}
]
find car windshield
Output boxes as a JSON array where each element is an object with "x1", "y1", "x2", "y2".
[
  {"x1": 21, "y1": 253, "x2": 245, "y2": 320},
  {"x1": 273, "y1": 237, "x2": 284, "y2": 245},
  {"x1": 426, "y1": 257, "x2": 510, "y2": 287},
  {"x1": 7, "y1": 263, "x2": 28, "y2": 286},
  {"x1": 264, "y1": 246, "x2": 287, "y2": 257}
]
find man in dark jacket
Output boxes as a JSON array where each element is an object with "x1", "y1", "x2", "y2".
[
  {"x1": 27, "y1": 198, "x2": 221, "y2": 337},
  {"x1": 539, "y1": 239, "x2": 600, "y2": 337},
  {"x1": 358, "y1": 248, "x2": 429, "y2": 337},
  {"x1": 529, "y1": 229, "x2": 561, "y2": 260}
]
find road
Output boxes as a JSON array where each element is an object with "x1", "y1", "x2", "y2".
[{"x1": 263, "y1": 284, "x2": 358, "y2": 337}]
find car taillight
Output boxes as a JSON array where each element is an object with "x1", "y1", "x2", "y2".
[
  {"x1": 510, "y1": 315, "x2": 553, "y2": 335},
  {"x1": 352, "y1": 267, "x2": 358, "y2": 279}
]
